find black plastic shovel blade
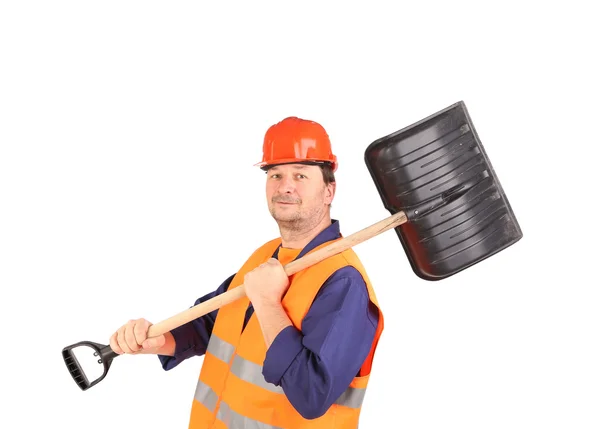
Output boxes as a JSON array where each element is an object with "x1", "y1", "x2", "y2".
[{"x1": 364, "y1": 101, "x2": 522, "y2": 280}]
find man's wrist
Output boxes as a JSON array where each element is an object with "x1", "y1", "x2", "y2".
[
  {"x1": 251, "y1": 297, "x2": 292, "y2": 348},
  {"x1": 252, "y1": 296, "x2": 283, "y2": 312}
]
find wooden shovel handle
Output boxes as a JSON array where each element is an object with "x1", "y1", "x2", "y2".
[{"x1": 147, "y1": 211, "x2": 408, "y2": 338}]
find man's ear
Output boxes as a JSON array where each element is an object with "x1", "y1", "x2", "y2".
[{"x1": 325, "y1": 182, "x2": 336, "y2": 205}]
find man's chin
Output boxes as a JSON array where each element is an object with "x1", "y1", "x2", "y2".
[{"x1": 270, "y1": 210, "x2": 301, "y2": 224}]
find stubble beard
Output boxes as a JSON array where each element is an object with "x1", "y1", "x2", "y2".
[
  {"x1": 270, "y1": 203, "x2": 326, "y2": 233},
  {"x1": 270, "y1": 203, "x2": 302, "y2": 230}
]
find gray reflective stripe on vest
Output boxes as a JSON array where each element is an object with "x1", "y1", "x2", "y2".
[
  {"x1": 194, "y1": 379, "x2": 219, "y2": 412},
  {"x1": 230, "y1": 352, "x2": 366, "y2": 409},
  {"x1": 335, "y1": 386, "x2": 366, "y2": 408},
  {"x1": 230, "y1": 354, "x2": 284, "y2": 394},
  {"x1": 206, "y1": 334, "x2": 235, "y2": 364},
  {"x1": 217, "y1": 400, "x2": 283, "y2": 429},
  {"x1": 198, "y1": 333, "x2": 367, "y2": 410}
]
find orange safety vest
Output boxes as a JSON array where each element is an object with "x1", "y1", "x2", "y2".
[{"x1": 187, "y1": 237, "x2": 384, "y2": 429}]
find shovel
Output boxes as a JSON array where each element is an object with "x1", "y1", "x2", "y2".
[{"x1": 62, "y1": 100, "x2": 522, "y2": 391}]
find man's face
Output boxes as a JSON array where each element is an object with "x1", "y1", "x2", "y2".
[{"x1": 265, "y1": 164, "x2": 335, "y2": 227}]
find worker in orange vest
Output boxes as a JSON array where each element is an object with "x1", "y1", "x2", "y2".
[{"x1": 109, "y1": 116, "x2": 385, "y2": 428}]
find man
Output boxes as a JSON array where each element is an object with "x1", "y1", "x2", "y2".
[{"x1": 109, "y1": 116, "x2": 384, "y2": 428}]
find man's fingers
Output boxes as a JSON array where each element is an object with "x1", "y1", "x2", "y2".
[
  {"x1": 117, "y1": 325, "x2": 134, "y2": 354},
  {"x1": 124, "y1": 320, "x2": 142, "y2": 352},
  {"x1": 133, "y1": 319, "x2": 149, "y2": 347},
  {"x1": 109, "y1": 332, "x2": 123, "y2": 354},
  {"x1": 110, "y1": 319, "x2": 154, "y2": 355}
]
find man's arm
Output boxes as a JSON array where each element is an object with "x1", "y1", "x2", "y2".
[
  {"x1": 250, "y1": 300, "x2": 293, "y2": 349},
  {"x1": 157, "y1": 273, "x2": 236, "y2": 370},
  {"x1": 258, "y1": 266, "x2": 379, "y2": 420}
]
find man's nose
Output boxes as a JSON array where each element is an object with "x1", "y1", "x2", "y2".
[{"x1": 278, "y1": 175, "x2": 296, "y2": 193}]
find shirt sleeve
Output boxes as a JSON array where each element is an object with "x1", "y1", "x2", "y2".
[
  {"x1": 158, "y1": 273, "x2": 236, "y2": 371},
  {"x1": 261, "y1": 265, "x2": 380, "y2": 419}
]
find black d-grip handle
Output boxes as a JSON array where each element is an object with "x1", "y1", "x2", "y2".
[{"x1": 62, "y1": 341, "x2": 119, "y2": 391}]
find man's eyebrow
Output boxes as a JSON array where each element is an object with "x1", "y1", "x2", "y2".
[{"x1": 269, "y1": 165, "x2": 310, "y2": 171}]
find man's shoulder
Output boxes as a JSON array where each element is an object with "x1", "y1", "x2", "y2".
[
  {"x1": 320, "y1": 250, "x2": 376, "y2": 292},
  {"x1": 313, "y1": 265, "x2": 375, "y2": 312},
  {"x1": 326, "y1": 264, "x2": 366, "y2": 284},
  {"x1": 324, "y1": 246, "x2": 369, "y2": 273}
]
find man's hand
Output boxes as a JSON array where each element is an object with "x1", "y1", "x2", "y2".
[
  {"x1": 244, "y1": 258, "x2": 293, "y2": 348},
  {"x1": 244, "y1": 258, "x2": 290, "y2": 307},
  {"x1": 109, "y1": 318, "x2": 171, "y2": 355}
]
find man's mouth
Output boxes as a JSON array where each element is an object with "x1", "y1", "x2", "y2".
[{"x1": 273, "y1": 198, "x2": 300, "y2": 205}]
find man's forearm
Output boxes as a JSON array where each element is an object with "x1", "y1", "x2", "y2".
[{"x1": 252, "y1": 300, "x2": 293, "y2": 348}]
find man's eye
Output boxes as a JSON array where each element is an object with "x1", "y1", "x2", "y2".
[{"x1": 297, "y1": 174, "x2": 306, "y2": 179}]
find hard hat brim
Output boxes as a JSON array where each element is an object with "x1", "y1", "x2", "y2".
[{"x1": 254, "y1": 158, "x2": 337, "y2": 172}]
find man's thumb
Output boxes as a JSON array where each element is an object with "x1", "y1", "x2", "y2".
[{"x1": 142, "y1": 334, "x2": 165, "y2": 349}]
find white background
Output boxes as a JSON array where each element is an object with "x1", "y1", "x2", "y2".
[{"x1": 1, "y1": 1, "x2": 598, "y2": 428}]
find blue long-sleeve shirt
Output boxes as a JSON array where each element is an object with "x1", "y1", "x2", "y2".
[{"x1": 158, "y1": 220, "x2": 380, "y2": 419}]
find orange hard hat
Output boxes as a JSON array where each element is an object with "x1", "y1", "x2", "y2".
[{"x1": 256, "y1": 116, "x2": 338, "y2": 172}]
